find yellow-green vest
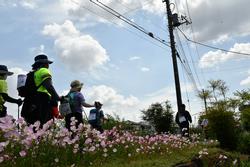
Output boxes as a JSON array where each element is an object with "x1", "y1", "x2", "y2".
[
  {"x1": 34, "y1": 68, "x2": 52, "y2": 97},
  {"x1": 0, "y1": 79, "x2": 7, "y2": 111}
]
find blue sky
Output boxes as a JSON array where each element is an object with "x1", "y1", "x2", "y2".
[{"x1": 1, "y1": 0, "x2": 250, "y2": 124}]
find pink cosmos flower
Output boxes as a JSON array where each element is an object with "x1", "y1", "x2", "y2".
[
  {"x1": 89, "y1": 146, "x2": 96, "y2": 152},
  {"x1": 19, "y1": 150, "x2": 27, "y2": 157},
  {"x1": 85, "y1": 138, "x2": 92, "y2": 145}
]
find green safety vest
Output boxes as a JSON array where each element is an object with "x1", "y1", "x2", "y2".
[
  {"x1": 34, "y1": 68, "x2": 52, "y2": 97},
  {"x1": 0, "y1": 79, "x2": 7, "y2": 111}
]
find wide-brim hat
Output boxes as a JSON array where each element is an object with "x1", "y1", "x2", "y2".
[
  {"x1": 95, "y1": 101, "x2": 103, "y2": 108},
  {"x1": 32, "y1": 54, "x2": 53, "y2": 67},
  {"x1": 70, "y1": 80, "x2": 84, "y2": 89},
  {"x1": 0, "y1": 65, "x2": 14, "y2": 76}
]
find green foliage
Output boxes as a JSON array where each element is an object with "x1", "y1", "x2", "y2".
[
  {"x1": 141, "y1": 101, "x2": 174, "y2": 133},
  {"x1": 206, "y1": 107, "x2": 239, "y2": 150},
  {"x1": 234, "y1": 89, "x2": 250, "y2": 105},
  {"x1": 240, "y1": 107, "x2": 250, "y2": 131},
  {"x1": 102, "y1": 114, "x2": 134, "y2": 130},
  {"x1": 237, "y1": 132, "x2": 250, "y2": 154}
]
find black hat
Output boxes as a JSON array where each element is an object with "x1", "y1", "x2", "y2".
[
  {"x1": 0, "y1": 65, "x2": 14, "y2": 76},
  {"x1": 95, "y1": 101, "x2": 103, "y2": 108},
  {"x1": 32, "y1": 54, "x2": 53, "y2": 67}
]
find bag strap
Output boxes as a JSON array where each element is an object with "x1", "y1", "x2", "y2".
[
  {"x1": 36, "y1": 81, "x2": 44, "y2": 91},
  {"x1": 67, "y1": 92, "x2": 75, "y2": 112}
]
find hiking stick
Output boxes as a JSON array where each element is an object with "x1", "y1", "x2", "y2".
[
  {"x1": 18, "y1": 105, "x2": 20, "y2": 120},
  {"x1": 17, "y1": 105, "x2": 20, "y2": 131}
]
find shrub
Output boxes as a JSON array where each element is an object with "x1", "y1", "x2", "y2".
[
  {"x1": 240, "y1": 107, "x2": 250, "y2": 131},
  {"x1": 206, "y1": 107, "x2": 238, "y2": 150},
  {"x1": 237, "y1": 132, "x2": 250, "y2": 154}
]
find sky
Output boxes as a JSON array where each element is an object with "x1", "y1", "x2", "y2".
[{"x1": 1, "y1": 0, "x2": 250, "y2": 124}]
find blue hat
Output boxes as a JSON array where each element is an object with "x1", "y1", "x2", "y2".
[{"x1": 0, "y1": 65, "x2": 13, "y2": 76}]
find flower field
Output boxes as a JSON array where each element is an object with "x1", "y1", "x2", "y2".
[{"x1": 0, "y1": 116, "x2": 248, "y2": 167}]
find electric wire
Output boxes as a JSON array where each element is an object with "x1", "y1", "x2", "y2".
[
  {"x1": 175, "y1": 30, "x2": 202, "y2": 88},
  {"x1": 118, "y1": 0, "x2": 170, "y2": 37},
  {"x1": 90, "y1": 0, "x2": 171, "y2": 48},
  {"x1": 171, "y1": 0, "x2": 203, "y2": 93},
  {"x1": 180, "y1": 62, "x2": 192, "y2": 112},
  {"x1": 185, "y1": 0, "x2": 207, "y2": 86},
  {"x1": 174, "y1": 29, "x2": 201, "y2": 93},
  {"x1": 178, "y1": 27, "x2": 250, "y2": 56},
  {"x1": 70, "y1": 0, "x2": 170, "y2": 52},
  {"x1": 177, "y1": 51, "x2": 200, "y2": 93}
]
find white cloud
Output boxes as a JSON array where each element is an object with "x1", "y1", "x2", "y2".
[
  {"x1": 84, "y1": 85, "x2": 140, "y2": 121},
  {"x1": 29, "y1": 45, "x2": 45, "y2": 55},
  {"x1": 66, "y1": 0, "x2": 164, "y2": 24},
  {"x1": 178, "y1": 0, "x2": 250, "y2": 42},
  {"x1": 199, "y1": 43, "x2": 250, "y2": 68},
  {"x1": 129, "y1": 56, "x2": 141, "y2": 61},
  {"x1": 140, "y1": 67, "x2": 150, "y2": 72},
  {"x1": 240, "y1": 70, "x2": 250, "y2": 86},
  {"x1": 20, "y1": 0, "x2": 38, "y2": 9},
  {"x1": 42, "y1": 20, "x2": 109, "y2": 72},
  {"x1": 0, "y1": 0, "x2": 40, "y2": 9},
  {"x1": 240, "y1": 76, "x2": 250, "y2": 86},
  {"x1": 141, "y1": 0, "x2": 164, "y2": 15}
]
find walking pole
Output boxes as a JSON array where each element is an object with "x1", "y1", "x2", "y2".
[
  {"x1": 18, "y1": 106, "x2": 20, "y2": 119},
  {"x1": 17, "y1": 105, "x2": 20, "y2": 131}
]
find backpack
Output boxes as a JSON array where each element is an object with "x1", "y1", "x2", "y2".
[
  {"x1": 18, "y1": 71, "x2": 37, "y2": 98},
  {"x1": 88, "y1": 109, "x2": 101, "y2": 125},
  {"x1": 59, "y1": 92, "x2": 74, "y2": 116},
  {"x1": 20, "y1": 71, "x2": 44, "y2": 123}
]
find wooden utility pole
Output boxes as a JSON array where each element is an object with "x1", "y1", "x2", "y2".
[
  {"x1": 202, "y1": 89, "x2": 208, "y2": 114},
  {"x1": 163, "y1": 0, "x2": 182, "y2": 113}
]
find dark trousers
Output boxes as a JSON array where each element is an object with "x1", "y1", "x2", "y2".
[
  {"x1": 22, "y1": 93, "x2": 52, "y2": 127},
  {"x1": 0, "y1": 106, "x2": 7, "y2": 118},
  {"x1": 179, "y1": 121, "x2": 190, "y2": 137},
  {"x1": 65, "y1": 112, "x2": 83, "y2": 131}
]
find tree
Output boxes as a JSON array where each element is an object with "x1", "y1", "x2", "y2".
[
  {"x1": 197, "y1": 89, "x2": 212, "y2": 113},
  {"x1": 217, "y1": 80, "x2": 229, "y2": 101},
  {"x1": 234, "y1": 89, "x2": 250, "y2": 106},
  {"x1": 208, "y1": 79, "x2": 221, "y2": 102},
  {"x1": 141, "y1": 101, "x2": 174, "y2": 133}
]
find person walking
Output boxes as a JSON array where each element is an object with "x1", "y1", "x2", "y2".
[
  {"x1": 175, "y1": 104, "x2": 192, "y2": 137},
  {"x1": 0, "y1": 65, "x2": 22, "y2": 117},
  {"x1": 88, "y1": 101, "x2": 105, "y2": 133},
  {"x1": 32, "y1": 54, "x2": 60, "y2": 126},
  {"x1": 64, "y1": 80, "x2": 95, "y2": 131}
]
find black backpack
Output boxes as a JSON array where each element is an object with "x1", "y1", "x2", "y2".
[
  {"x1": 20, "y1": 71, "x2": 43, "y2": 124},
  {"x1": 18, "y1": 71, "x2": 39, "y2": 98}
]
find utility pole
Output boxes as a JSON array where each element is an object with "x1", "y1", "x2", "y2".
[
  {"x1": 202, "y1": 89, "x2": 208, "y2": 114},
  {"x1": 163, "y1": 0, "x2": 182, "y2": 113}
]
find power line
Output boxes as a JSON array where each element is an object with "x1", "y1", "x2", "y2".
[
  {"x1": 90, "y1": 0, "x2": 171, "y2": 48},
  {"x1": 175, "y1": 30, "x2": 202, "y2": 90},
  {"x1": 178, "y1": 27, "x2": 250, "y2": 56},
  {"x1": 70, "y1": 0, "x2": 170, "y2": 51},
  {"x1": 184, "y1": 0, "x2": 207, "y2": 86}
]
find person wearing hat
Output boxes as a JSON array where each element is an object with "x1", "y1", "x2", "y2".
[
  {"x1": 88, "y1": 101, "x2": 105, "y2": 133},
  {"x1": 0, "y1": 65, "x2": 22, "y2": 117},
  {"x1": 32, "y1": 54, "x2": 60, "y2": 126},
  {"x1": 64, "y1": 80, "x2": 96, "y2": 131}
]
